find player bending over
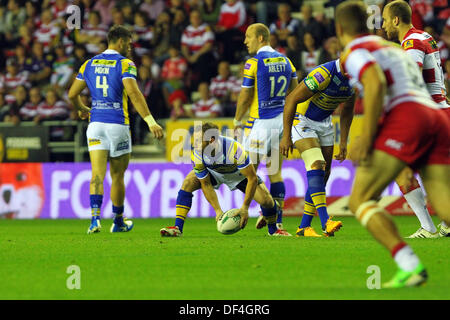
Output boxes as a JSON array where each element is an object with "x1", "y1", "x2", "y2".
[
  {"x1": 382, "y1": 0, "x2": 449, "y2": 238},
  {"x1": 68, "y1": 25, "x2": 164, "y2": 234},
  {"x1": 160, "y1": 122, "x2": 291, "y2": 237},
  {"x1": 280, "y1": 59, "x2": 355, "y2": 237},
  {"x1": 233, "y1": 23, "x2": 298, "y2": 231},
  {"x1": 336, "y1": 1, "x2": 450, "y2": 288}
]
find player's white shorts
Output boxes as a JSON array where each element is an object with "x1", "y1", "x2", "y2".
[
  {"x1": 208, "y1": 169, "x2": 247, "y2": 191},
  {"x1": 86, "y1": 122, "x2": 132, "y2": 157},
  {"x1": 291, "y1": 114, "x2": 334, "y2": 147},
  {"x1": 244, "y1": 113, "x2": 283, "y2": 156}
]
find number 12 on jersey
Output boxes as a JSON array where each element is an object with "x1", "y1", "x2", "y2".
[
  {"x1": 96, "y1": 76, "x2": 109, "y2": 97},
  {"x1": 269, "y1": 75, "x2": 287, "y2": 98}
]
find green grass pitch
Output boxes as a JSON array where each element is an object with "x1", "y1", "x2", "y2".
[{"x1": 0, "y1": 216, "x2": 448, "y2": 300}]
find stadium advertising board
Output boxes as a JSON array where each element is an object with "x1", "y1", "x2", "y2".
[
  {"x1": 0, "y1": 161, "x2": 408, "y2": 219},
  {"x1": 0, "y1": 126, "x2": 49, "y2": 162},
  {"x1": 165, "y1": 116, "x2": 364, "y2": 161}
]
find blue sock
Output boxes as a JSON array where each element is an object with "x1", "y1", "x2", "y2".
[
  {"x1": 307, "y1": 170, "x2": 329, "y2": 230},
  {"x1": 270, "y1": 182, "x2": 285, "y2": 224},
  {"x1": 113, "y1": 205, "x2": 124, "y2": 225},
  {"x1": 90, "y1": 194, "x2": 103, "y2": 220},
  {"x1": 261, "y1": 201, "x2": 278, "y2": 234},
  {"x1": 299, "y1": 189, "x2": 315, "y2": 228},
  {"x1": 175, "y1": 190, "x2": 193, "y2": 233}
]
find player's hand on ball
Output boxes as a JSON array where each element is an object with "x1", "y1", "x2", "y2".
[
  {"x1": 334, "y1": 143, "x2": 347, "y2": 162},
  {"x1": 279, "y1": 135, "x2": 293, "y2": 157},
  {"x1": 149, "y1": 124, "x2": 164, "y2": 140},
  {"x1": 232, "y1": 207, "x2": 249, "y2": 229}
]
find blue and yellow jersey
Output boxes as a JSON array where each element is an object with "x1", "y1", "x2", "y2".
[
  {"x1": 295, "y1": 60, "x2": 353, "y2": 123},
  {"x1": 76, "y1": 49, "x2": 137, "y2": 125},
  {"x1": 242, "y1": 46, "x2": 297, "y2": 120},
  {"x1": 191, "y1": 136, "x2": 250, "y2": 179}
]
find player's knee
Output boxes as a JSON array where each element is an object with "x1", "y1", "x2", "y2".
[
  {"x1": 311, "y1": 160, "x2": 326, "y2": 170},
  {"x1": 90, "y1": 174, "x2": 104, "y2": 187},
  {"x1": 261, "y1": 197, "x2": 274, "y2": 209},
  {"x1": 182, "y1": 174, "x2": 200, "y2": 191}
]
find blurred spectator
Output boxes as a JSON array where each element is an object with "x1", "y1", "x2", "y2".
[
  {"x1": 270, "y1": 33, "x2": 286, "y2": 55},
  {"x1": 0, "y1": 93, "x2": 12, "y2": 122},
  {"x1": 168, "y1": 0, "x2": 191, "y2": 17},
  {"x1": 19, "y1": 86, "x2": 42, "y2": 121},
  {"x1": 181, "y1": 9, "x2": 216, "y2": 89},
  {"x1": 299, "y1": 32, "x2": 320, "y2": 78},
  {"x1": 215, "y1": 0, "x2": 247, "y2": 63},
  {"x1": 140, "y1": 0, "x2": 165, "y2": 24},
  {"x1": 51, "y1": 0, "x2": 70, "y2": 24},
  {"x1": 33, "y1": 9, "x2": 60, "y2": 54},
  {"x1": 50, "y1": 45, "x2": 75, "y2": 92},
  {"x1": 35, "y1": 88, "x2": 70, "y2": 124},
  {"x1": 152, "y1": 10, "x2": 172, "y2": 65},
  {"x1": 24, "y1": 42, "x2": 53, "y2": 87},
  {"x1": 18, "y1": 23, "x2": 33, "y2": 51},
  {"x1": 187, "y1": 82, "x2": 221, "y2": 118},
  {"x1": 133, "y1": 11, "x2": 154, "y2": 57},
  {"x1": 319, "y1": 37, "x2": 339, "y2": 65},
  {"x1": 120, "y1": 2, "x2": 135, "y2": 26},
  {"x1": 76, "y1": 11, "x2": 108, "y2": 55},
  {"x1": 209, "y1": 61, "x2": 240, "y2": 117},
  {"x1": 269, "y1": 3, "x2": 300, "y2": 47},
  {"x1": 298, "y1": 4, "x2": 327, "y2": 47},
  {"x1": 286, "y1": 34, "x2": 301, "y2": 70},
  {"x1": 80, "y1": 0, "x2": 95, "y2": 27},
  {"x1": 141, "y1": 53, "x2": 161, "y2": 81},
  {"x1": 161, "y1": 46, "x2": 188, "y2": 109},
  {"x1": 14, "y1": 44, "x2": 28, "y2": 72},
  {"x1": 409, "y1": 0, "x2": 434, "y2": 31},
  {"x1": 169, "y1": 8, "x2": 188, "y2": 48},
  {"x1": 111, "y1": 8, "x2": 130, "y2": 29},
  {"x1": 93, "y1": 0, "x2": 116, "y2": 27},
  {"x1": 0, "y1": 58, "x2": 30, "y2": 103},
  {"x1": 3, "y1": 0, "x2": 27, "y2": 48},
  {"x1": 254, "y1": 1, "x2": 278, "y2": 26},
  {"x1": 444, "y1": 59, "x2": 450, "y2": 99},
  {"x1": 25, "y1": 1, "x2": 40, "y2": 27},
  {"x1": 8, "y1": 85, "x2": 27, "y2": 124},
  {"x1": 73, "y1": 45, "x2": 89, "y2": 74},
  {"x1": 200, "y1": 0, "x2": 222, "y2": 26}
]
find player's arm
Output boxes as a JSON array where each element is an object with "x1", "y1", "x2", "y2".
[
  {"x1": 68, "y1": 79, "x2": 90, "y2": 119},
  {"x1": 234, "y1": 87, "x2": 253, "y2": 126},
  {"x1": 353, "y1": 63, "x2": 387, "y2": 164},
  {"x1": 280, "y1": 81, "x2": 315, "y2": 157},
  {"x1": 198, "y1": 174, "x2": 224, "y2": 220},
  {"x1": 123, "y1": 78, "x2": 163, "y2": 139},
  {"x1": 335, "y1": 94, "x2": 356, "y2": 162}
]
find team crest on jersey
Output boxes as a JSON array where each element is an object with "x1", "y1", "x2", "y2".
[{"x1": 403, "y1": 40, "x2": 414, "y2": 49}]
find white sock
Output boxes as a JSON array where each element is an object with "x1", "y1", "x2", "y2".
[
  {"x1": 404, "y1": 188, "x2": 437, "y2": 233},
  {"x1": 394, "y1": 245, "x2": 420, "y2": 272}
]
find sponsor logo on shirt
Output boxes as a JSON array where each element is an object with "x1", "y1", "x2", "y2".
[
  {"x1": 403, "y1": 40, "x2": 414, "y2": 49},
  {"x1": 88, "y1": 138, "x2": 101, "y2": 146},
  {"x1": 313, "y1": 72, "x2": 325, "y2": 83},
  {"x1": 385, "y1": 138, "x2": 403, "y2": 150}
]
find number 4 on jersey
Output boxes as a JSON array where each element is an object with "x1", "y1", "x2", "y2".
[{"x1": 96, "y1": 76, "x2": 109, "y2": 97}]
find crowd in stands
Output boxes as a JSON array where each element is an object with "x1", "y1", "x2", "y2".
[{"x1": 0, "y1": 0, "x2": 449, "y2": 145}]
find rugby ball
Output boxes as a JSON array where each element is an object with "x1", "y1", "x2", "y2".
[{"x1": 217, "y1": 209, "x2": 241, "y2": 235}]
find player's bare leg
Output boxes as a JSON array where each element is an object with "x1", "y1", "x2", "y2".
[
  {"x1": 253, "y1": 182, "x2": 291, "y2": 236},
  {"x1": 348, "y1": 150, "x2": 427, "y2": 288},
  {"x1": 295, "y1": 138, "x2": 341, "y2": 237},
  {"x1": 109, "y1": 153, "x2": 133, "y2": 233},
  {"x1": 161, "y1": 170, "x2": 201, "y2": 237},
  {"x1": 87, "y1": 150, "x2": 108, "y2": 234},
  {"x1": 395, "y1": 167, "x2": 438, "y2": 238},
  {"x1": 419, "y1": 164, "x2": 450, "y2": 237}
]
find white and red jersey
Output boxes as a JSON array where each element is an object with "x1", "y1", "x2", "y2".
[
  {"x1": 79, "y1": 23, "x2": 108, "y2": 54},
  {"x1": 20, "y1": 101, "x2": 44, "y2": 120},
  {"x1": 341, "y1": 34, "x2": 437, "y2": 114},
  {"x1": 37, "y1": 100, "x2": 70, "y2": 119},
  {"x1": 0, "y1": 72, "x2": 30, "y2": 94},
  {"x1": 191, "y1": 98, "x2": 222, "y2": 118},
  {"x1": 401, "y1": 27, "x2": 447, "y2": 107},
  {"x1": 34, "y1": 22, "x2": 60, "y2": 53},
  {"x1": 181, "y1": 24, "x2": 215, "y2": 55},
  {"x1": 161, "y1": 57, "x2": 188, "y2": 80},
  {"x1": 217, "y1": 0, "x2": 247, "y2": 31},
  {"x1": 210, "y1": 75, "x2": 240, "y2": 99}
]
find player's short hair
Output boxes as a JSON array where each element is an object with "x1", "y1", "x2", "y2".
[
  {"x1": 107, "y1": 25, "x2": 132, "y2": 44},
  {"x1": 196, "y1": 122, "x2": 220, "y2": 141},
  {"x1": 249, "y1": 23, "x2": 270, "y2": 43},
  {"x1": 384, "y1": 0, "x2": 412, "y2": 24},
  {"x1": 335, "y1": 1, "x2": 369, "y2": 36}
]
